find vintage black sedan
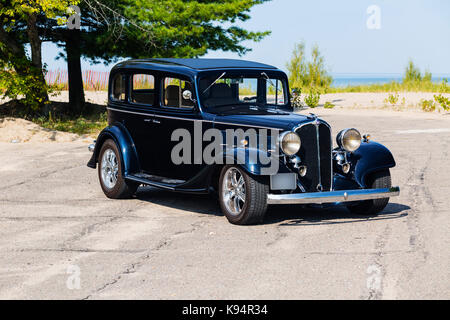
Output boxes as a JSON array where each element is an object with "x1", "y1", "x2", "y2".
[{"x1": 88, "y1": 58, "x2": 400, "y2": 225}]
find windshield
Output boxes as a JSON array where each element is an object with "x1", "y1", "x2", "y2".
[{"x1": 198, "y1": 72, "x2": 288, "y2": 110}]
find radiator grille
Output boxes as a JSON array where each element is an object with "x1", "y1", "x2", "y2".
[{"x1": 295, "y1": 122, "x2": 332, "y2": 192}]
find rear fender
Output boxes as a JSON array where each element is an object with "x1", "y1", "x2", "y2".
[{"x1": 87, "y1": 122, "x2": 140, "y2": 175}]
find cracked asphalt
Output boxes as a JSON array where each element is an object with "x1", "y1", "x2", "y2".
[{"x1": 0, "y1": 110, "x2": 449, "y2": 299}]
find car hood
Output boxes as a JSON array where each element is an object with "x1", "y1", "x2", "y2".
[{"x1": 212, "y1": 110, "x2": 318, "y2": 131}]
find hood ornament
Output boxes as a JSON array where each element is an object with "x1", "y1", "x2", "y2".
[{"x1": 308, "y1": 113, "x2": 320, "y2": 126}]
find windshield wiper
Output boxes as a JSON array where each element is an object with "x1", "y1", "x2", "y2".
[
  {"x1": 261, "y1": 72, "x2": 282, "y2": 93},
  {"x1": 202, "y1": 72, "x2": 226, "y2": 94}
]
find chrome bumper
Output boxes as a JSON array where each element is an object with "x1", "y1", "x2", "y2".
[{"x1": 266, "y1": 186, "x2": 400, "y2": 205}]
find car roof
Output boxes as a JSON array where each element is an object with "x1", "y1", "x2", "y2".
[
  {"x1": 112, "y1": 58, "x2": 280, "y2": 73},
  {"x1": 150, "y1": 58, "x2": 278, "y2": 70}
]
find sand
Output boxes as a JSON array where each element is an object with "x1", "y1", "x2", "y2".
[
  {"x1": 0, "y1": 117, "x2": 91, "y2": 143},
  {"x1": 1, "y1": 91, "x2": 449, "y2": 143},
  {"x1": 318, "y1": 92, "x2": 446, "y2": 109}
]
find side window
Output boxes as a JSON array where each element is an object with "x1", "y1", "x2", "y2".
[
  {"x1": 162, "y1": 77, "x2": 194, "y2": 109},
  {"x1": 131, "y1": 74, "x2": 155, "y2": 105},
  {"x1": 266, "y1": 79, "x2": 286, "y2": 105},
  {"x1": 112, "y1": 74, "x2": 126, "y2": 101}
]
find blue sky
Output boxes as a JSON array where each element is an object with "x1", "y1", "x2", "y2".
[{"x1": 41, "y1": 0, "x2": 450, "y2": 76}]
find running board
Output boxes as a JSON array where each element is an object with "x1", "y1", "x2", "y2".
[{"x1": 125, "y1": 174, "x2": 208, "y2": 193}]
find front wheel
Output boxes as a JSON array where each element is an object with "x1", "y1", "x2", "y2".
[
  {"x1": 98, "y1": 139, "x2": 138, "y2": 199},
  {"x1": 219, "y1": 165, "x2": 269, "y2": 225},
  {"x1": 347, "y1": 169, "x2": 391, "y2": 215}
]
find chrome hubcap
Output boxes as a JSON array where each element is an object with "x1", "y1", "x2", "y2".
[
  {"x1": 101, "y1": 149, "x2": 118, "y2": 189},
  {"x1": 222, "y1": 167, "x2": 246, "y2": 216}
]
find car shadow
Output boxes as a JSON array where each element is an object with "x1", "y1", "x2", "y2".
[
  {"x1": 135, "y1": 186, "x2": 222, "y2": 216},
  {"x1": 264, "y1": 202, "x2": 410, "y2": 226},
  {"x1": 135, "y1": 186, "x2": 410, "y2": 226}
]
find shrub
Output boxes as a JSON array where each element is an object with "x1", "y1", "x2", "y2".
[
  {"x1": 419, "y1": 99, "x2": 436, "y2": 112},
  {"x1": 290, "y1": 87, "x2": 303, "y2": 108},
  {"x1": 323, "y1": 101, "x2": 335, "y2": 109},
  {"x1": 384, "y1": 92, "x2": 399, "y2": 106},
  {"x1": 304, "y1": 90, "x2": 320, "y2": 108},
  {"x1": 404, "y1": 60, "x2": 422, "y2": 83},
  {"x1": 286, "y1": 42, "x2": 332, "y2": 92},
  {"x1": 434, "y1": 94, "x2": 450, "y2": 111},
  {"x1": 439, "y1": 78, "x2": 449, "y2": 93},
  {"x1": 0, "y1": 62, "x2": 49, "y2": 113}
]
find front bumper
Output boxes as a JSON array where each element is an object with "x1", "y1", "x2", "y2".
[{"x1": 266, "y1": 186, "x2": 400, "y2": 205}]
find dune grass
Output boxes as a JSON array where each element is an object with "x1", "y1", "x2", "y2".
[
  {"x1": 328, "y1": 80, "x2": 449, "y2": 93},
  {"x1": 32, "y1": 111, "x2": 108, "y2": 136}
]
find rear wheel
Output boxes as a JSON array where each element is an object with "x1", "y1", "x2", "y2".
[
  {"x1": 219, "y1": 165, "x2": 268, "y2": 225},
  {"x1": 98, "y1": 139, "x2": 138, "y2": 199},
  {"x1": 347, "y1": 169, "x2": 391, "y2": 215}
]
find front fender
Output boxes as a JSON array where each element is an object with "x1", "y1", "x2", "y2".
[
  {"x1": 350, "y1": 141, "x2": 396, "y2": 187},
  {"x1": 221, "y1": 148, "x2": 290, "y2": 176},
  {"x1": 87, "y1": 122, "x2": 140, "y2": 175}
]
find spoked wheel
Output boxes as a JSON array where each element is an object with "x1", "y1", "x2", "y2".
[
  {"x1": 98, "y1": 139, "x2": 138, "y2": 199},
  {"x1": 219, "y1": 165, "x2": 268, "y2": 225},
  {"x1": 101, "y1": 148, "x2": 119, "y2": 189},
  {"x1": 222, "y1": 167, "x2": 246, "y2": 216}
]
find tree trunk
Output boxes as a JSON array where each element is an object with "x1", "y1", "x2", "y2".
[
  {"x1": 26, "y1": 13, "x2": 49, "y2": 111},
  {"x1": 66, "y1": 29, "x2": 85, "y2": 115},
  {"x1": 27, "y1": 14, "x2": 42, "y2": 70}
]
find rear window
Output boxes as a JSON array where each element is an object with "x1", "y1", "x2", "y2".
[{"x1": 111, "y1": 74, "x2": 126, "y2": 101}]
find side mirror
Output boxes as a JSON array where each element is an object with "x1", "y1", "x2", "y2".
[
  {"x1": 182, "y1": 90, "x2": 193, "y2": 101},
  {"x1": 291, "y1": 88, "x2": 300, "y2": 97}
]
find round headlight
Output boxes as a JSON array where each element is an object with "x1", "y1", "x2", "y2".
[
  {"x1": 337, "y1": 128, "x2": 361, "y2": 152},
  {"x1": 280, "y1": 132, "x2": 301, "y2": 156}
]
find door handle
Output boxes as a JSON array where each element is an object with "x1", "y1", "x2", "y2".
[
  {"x1": 152, "y1": 119, "x2": 161, "y2": 124},
  {"x1": 144, "y1": 118, "x2": 152, "y2": 123}
]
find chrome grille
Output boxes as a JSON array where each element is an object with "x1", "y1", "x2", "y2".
[{"x1": 295, "y1": 122, "x2": 332, "y2": 192}]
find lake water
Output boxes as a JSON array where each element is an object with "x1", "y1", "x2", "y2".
[{"x1": 331, "y1": 75, "x2": 449, "y2": 87}]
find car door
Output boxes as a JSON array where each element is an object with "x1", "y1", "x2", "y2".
[
  {"x1": 123, "y1": 72, "x2": 158, "y2": 174},
  {"x1": 152, "y1": 75, "x2": 209, "y2": 180}
]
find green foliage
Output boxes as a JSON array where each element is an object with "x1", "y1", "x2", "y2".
[
  {"x1": 286, "y1": 42, "x2": 332, "y2": 93},
  {"x1": 404, "y1": 60, "x2": 423, "y2": 83},
  {"x1": 419, "y1": 99, "x2": 436, "y2": 112},
  {"x1": 0, "y1": 0, "x2": 78, "y2": 113},
  {"x1": 304, "y1": 89, "x2": 320, "y2": 108},
  {"x1": 323, "y1": 101, "x2": 335, "y2": 109},
  {"x1": 79, "y1": 0, "x2": 271, "y2": 62},
  {"x1": 439, "y1": 78, "x2": 449, "y2": 93},
  {"x1": 434, "y1": 94, "x2": 450, "y2": 111},
  {"x1": 0, "y1": 0, "x2": 79, "y2": 18},
  {"x1": 0, "y1": 58, "x2": 49, "y2": 111},
  {"x1": 384, "y1": 92, "x2": 399, "y2": 106}
]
